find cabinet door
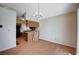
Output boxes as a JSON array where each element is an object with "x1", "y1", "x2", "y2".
[
  {"x1": 28, "y1": 32, "x2": 33, "y2": 42},
  {"x1": 27, "y1": 21, "x2": 39, "y2": 27},
  {"x1": 0, "y1": 7, "x2": 16, "y2": 51}
]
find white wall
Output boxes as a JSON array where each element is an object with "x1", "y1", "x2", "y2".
[
  {"x1": 77, "y1": 8, "x2": 79, "y2": 54},
  {"x1": 39, "y1": 12, "x2": 77, "y2": 48},
  {"x1": 0, "y1": 7, "x2": 16, "y2": 51}
]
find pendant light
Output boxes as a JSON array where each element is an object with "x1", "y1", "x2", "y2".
[
  {"x1": 35, "y1": 2, "x2": 42, "y2": 19},
  {"x1": 21, "y1": 12, "x2": 26, "y2": 21}
]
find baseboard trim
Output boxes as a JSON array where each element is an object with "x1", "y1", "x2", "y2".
[
  {"x1": 0, "y1": 44, "x2": 16, "y2": 52},
  {"x1": 39, "y1": 39, "x2": 76, "y2": 48}
]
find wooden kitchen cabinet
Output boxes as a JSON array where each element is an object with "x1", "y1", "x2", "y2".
[
  {"x1": 27, "y1": 32, "x2": 33, "y2": 42},
  {"x1": 26, "y1": 20, "x2": 39, "y2": 28},
  {"x1": 16, "y1": 20, "x2": 39, "y2": 28},
  {"x1": 24, "y1": 31, "x2": 39, "y2": 42},
  {"x1": 21, "y1": 32, "x2": 32, "y2": 42},
  {"x1": 16, "y1": 20, "x2": 22, "y2": 26},
  {"x1": 16, "y1": 19, "x2": 39, "y2": 42}
]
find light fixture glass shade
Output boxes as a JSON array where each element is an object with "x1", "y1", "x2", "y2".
[
  {"x1": 35, "y1": 14, "x2": 42, "y2": 18},
  {"x1": 35, "y1": 3, "x2": 43, "y2": 19}
]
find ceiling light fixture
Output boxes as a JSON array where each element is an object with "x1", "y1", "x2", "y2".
[{"x1": 35, "y1": 1, "x2": 42, "y2": 19}]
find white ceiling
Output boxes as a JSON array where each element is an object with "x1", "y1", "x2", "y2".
[{"x1": 0, "y1": 3, "x2": 78, "y2": 20}]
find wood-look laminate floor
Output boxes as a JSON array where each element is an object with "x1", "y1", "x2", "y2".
[{"x1": 0, "y1": 37, "x2": 76, "y2": 55}]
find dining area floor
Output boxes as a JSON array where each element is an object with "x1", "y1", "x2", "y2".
[{"x1": 0, "y1": 37, "x2": 76, "y2": 55}]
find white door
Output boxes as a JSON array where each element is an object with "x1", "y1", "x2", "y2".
[{"x1": 0, "y1": 7, "x2": 16, "y2": 51}]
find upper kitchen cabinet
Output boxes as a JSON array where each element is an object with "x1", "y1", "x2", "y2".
[
  {"x1": 16, "y1": 20, "x2": 22, "y2": 26},
  {"x1": 16, "y1": 20, "x2": 39, "y2": 28},
  {"x1": 26, "y1": 20, "x2": 39, "y2": 28}
]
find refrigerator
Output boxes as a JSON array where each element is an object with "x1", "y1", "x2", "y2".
[{"x1": 0, "y1": 7, "x2": 16, "y2": 51}]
